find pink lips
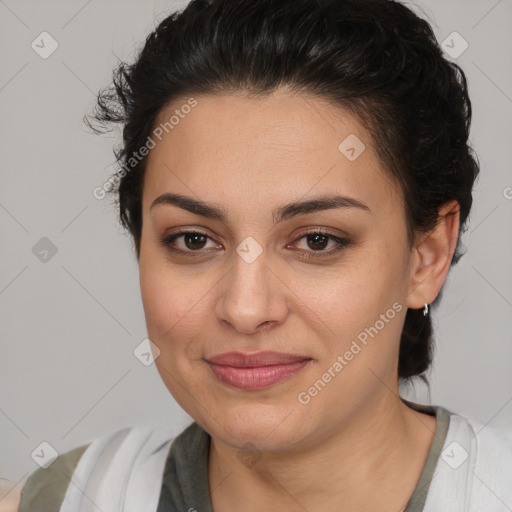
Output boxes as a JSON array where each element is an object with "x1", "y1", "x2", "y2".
[{"x1": 206, "y1": 351, "x2": 312, "y2": 390}]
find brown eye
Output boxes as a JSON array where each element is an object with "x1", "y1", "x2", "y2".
[
  {"x1": 306, "y1": 233, "x2": 330, "y2": 251},
  {"x1": 183, "y1": 233, "x2": 208, "y2": 250},
  {"x1": 292, "y1": 230, "x2": 352, "y2": 260},
  {"x1": 160, "y1": 231, "x2": 218, "y2": 254}
]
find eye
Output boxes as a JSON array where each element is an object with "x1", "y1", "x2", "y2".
[
  {"x1": 160, "y1": 229, "x2": 352, "y2": 259},
  {"x1": 160, "y1": 231, "x2": 220, "y2": 254},
  {"x1": 290, "y1": 230, "x2": 352, "y2": 259}
]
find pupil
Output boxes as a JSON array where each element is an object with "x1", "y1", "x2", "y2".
[
  {"x1": 308, "y1": 234, "x2": 328, "y2": 250},
  {"x1": 186, "y1": 233, "x2": 206, "y2": 250}
]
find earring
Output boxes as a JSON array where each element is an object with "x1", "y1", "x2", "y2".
[{"x1": 423, "y1": 303, "x2": 429, "y2": 317}]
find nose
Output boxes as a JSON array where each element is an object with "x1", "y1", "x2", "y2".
[{"x1": 215, "y1": 251, "x2": 290, "y2": 335}]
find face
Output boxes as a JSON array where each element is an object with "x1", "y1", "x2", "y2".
[{"x1": 139, "y1": 88, "x2": 416, "y2": 452}]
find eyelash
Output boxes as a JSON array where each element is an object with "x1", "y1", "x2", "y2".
[{"x1": 159, "y1": 229, "x2": 352, "y2": 259}]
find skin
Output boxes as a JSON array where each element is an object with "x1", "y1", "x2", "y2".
[
  {"x1": 139, "y1": 87, "x2": 460, "y2": 511},
  {"x1": 0, "y1": 481, "x2": 21, "y2": 512}
]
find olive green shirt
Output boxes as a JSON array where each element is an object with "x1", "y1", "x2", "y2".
[{"x1": 18, "y1": 400, "x2": 451, "y2": 511}]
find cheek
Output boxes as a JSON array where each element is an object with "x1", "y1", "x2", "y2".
[
  {"x1": 139, "y1": 265, "x2": 204, "y2": 395},
  {"x1": 293, "y1": 256, "x2": 386, "y2": 320},
  {"x1": 303, "y1": 242, "x2": 408, "y2": 350},
  {"x1": 139, "y1": 257, "x2": 213, "y2": 355},
  {"x1": 139, "y1": 262, "x2": 216, "y2": 417},
  {"x1": 140, "y1": 266, "x2": 173, "y2": 335}
]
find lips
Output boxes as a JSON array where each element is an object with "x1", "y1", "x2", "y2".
[{"x1": 205, "y1": 351, "x2": 312, "y2": 390}]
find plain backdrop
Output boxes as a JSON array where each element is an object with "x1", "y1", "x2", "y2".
[{"x1": 1, "y1": 0, "x2": 511, "y2": 489}]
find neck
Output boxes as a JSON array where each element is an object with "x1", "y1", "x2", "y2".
[{"x1": 208, "y1": 394, "x2": 436, "y2": 512}]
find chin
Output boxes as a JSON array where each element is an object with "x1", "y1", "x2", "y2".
[{"x1": 201, "y1": 402, "x2": 307, "y2": 452}]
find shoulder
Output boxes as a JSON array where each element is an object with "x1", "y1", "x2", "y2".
[
  {"x1": 463, "y1": 414, "x2": 512, "y2": 473},
  {"x1": 452, "y1": 412, "x2": 512, "y2": 465},
  {"x1": 18, "y1": 424, "x2": 175, "y2": 512},
  {"x1": 18, "y1": 442, "x2": 91, "y2": 512},
  {"x1": 462, "y1": 414, "x2": 512, "y2": 509},
  {"x1": 426, "y1": 410, "x2": 512, "y2": 511}
]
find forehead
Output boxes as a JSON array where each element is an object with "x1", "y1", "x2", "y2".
[{"x1": 143, "y1": 89, "x2": 402, "y2": 219}]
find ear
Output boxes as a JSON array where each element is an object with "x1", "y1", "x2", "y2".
[{"x1": 406, "y1": 199, "x2": 460, "y2": 310}]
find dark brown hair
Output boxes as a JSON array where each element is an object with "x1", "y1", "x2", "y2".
[{"x1": 86, "y1": 0, "x2": 479, "y2": 382}]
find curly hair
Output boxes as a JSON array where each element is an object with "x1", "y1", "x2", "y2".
[{"x1": 85, "y1": 0, "x2": 479, "y2": 382}]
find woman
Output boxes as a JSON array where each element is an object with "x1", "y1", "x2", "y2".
[{"x1": 15, "y1": 0, "x2": 512, "y2": 510}]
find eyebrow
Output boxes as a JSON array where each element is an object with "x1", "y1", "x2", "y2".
[{"x1": 150, "y1": 192, "x2": 371, "y2": 223}]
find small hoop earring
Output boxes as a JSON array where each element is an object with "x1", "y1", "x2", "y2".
[{"x1": 423, "y1": 303, "x2": 429, "y2": 317}]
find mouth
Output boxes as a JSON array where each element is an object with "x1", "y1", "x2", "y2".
[{"x1": 205, "y1": 351, "x2": 312, "y2": 390}]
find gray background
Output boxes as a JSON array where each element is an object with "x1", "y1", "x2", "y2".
[{"x1": 0, "y1": 0, "x2": 511, "y2": 491}]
